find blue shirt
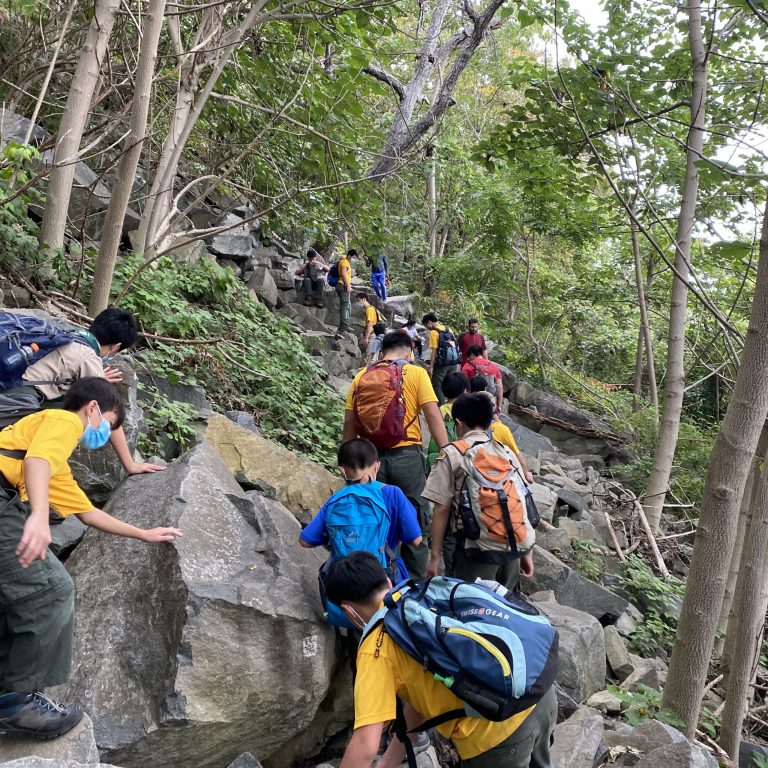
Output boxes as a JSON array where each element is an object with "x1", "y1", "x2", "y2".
[{"x1": 300, "y1": 483, "x2": 421, "y2": 580}]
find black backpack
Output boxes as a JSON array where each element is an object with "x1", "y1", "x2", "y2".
[{"x1": 436, "y1": 328, "x2": 460, "y2": 366}]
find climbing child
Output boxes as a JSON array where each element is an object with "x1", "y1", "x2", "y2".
[
  {"x1": 365, "y1": 322, "x2": 387, "y2": 365},
  {"x1": 0, "y1": 377, "x2": 182, "y2": 739},
  {"x1": 294, "y1": 248, "x2": 329, "y2": 308}
]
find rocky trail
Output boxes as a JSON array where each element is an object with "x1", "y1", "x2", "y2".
[{"x1": 0, "y1": 209, "x2": 742, "y2": 768}]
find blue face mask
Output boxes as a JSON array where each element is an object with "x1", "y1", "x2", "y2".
[
  {"x1": 101, "y1": 355, "x2": 114, "y2": 364},
  {"x1": 80, "y1": 404, "x2": 112, "y2": 450}
]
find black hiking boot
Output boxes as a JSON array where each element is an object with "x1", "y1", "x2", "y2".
[
  {"x1": 314, "y1": 299, "x2": 325, "y2": 309},
  {"x1": 0, "y1": 691, "x2": 83, "y2": 739}
]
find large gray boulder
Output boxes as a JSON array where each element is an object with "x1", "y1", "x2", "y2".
[
  {"x1": 0, "y1": 762, "x2": 121, "y2": 768},
  {"x1": 635, "y1": 742, "x2": 717, "y2": 768},
  {"x1": 500, "y1": 415, "x2": 554, "y2": 456},
  {"x1": 207, "y1": 212, "x2": 258, "y2": 260},
  {"x1": 550, "y1": 707, "x2": 603, "y2": 768},
  {"x1": 58, "y1": 444, "x2": 337, "y2": 768},
  {"x1": 522, "y1": 547, "x2": 631, "y2": 623},
  {"x1": 383, "y1": 295, "x2": 415, "y2": 318},
  {"x1": 535, "y1": 603, "x2": 606, "y2": 702},
  {"x1": 0, "y1": 715, "x2": 99, "y2": 764},
  {"x1": 246, "y1": 267, "x2": 279, "y2": 309}
]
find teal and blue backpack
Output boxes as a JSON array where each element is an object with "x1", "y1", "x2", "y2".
[
  {"x1": 361, "y1": 576, "x2": 558, "y2": 723},
  {"x1": 318, "y1": 482, "x2": 396, "y2": 629}
]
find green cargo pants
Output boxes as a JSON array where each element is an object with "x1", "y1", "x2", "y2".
[
  {"x1": 453, "y1": 548, "x2": 521, "y2": 593},
  {"x1": 336, "y1": 283, "x2": 352, "y2": 332},
  {"x1": 463, "y1": 686, "x2": 557, "y2": 768},
  {"x1": 431, "y1": 364, "x2": 459, "y2": 405},
  {"x1": 0, "y1": 484, "x2": 74, "y2": 692},
  {"x1": 377, "y1": 445, "x2": 429, "y2": 580}
]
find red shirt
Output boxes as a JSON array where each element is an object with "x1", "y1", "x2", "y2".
[
  {"x1": 461, "y1": 358, "x2": 501, "y2": 382},
  {"x1": 457, "y1": 331, "x2": 487, "y2": 363}
]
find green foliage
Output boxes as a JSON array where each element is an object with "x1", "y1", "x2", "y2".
[
  {"x1": 137, "y1": 384, "x2": 199, "y2": 458},
  {"x1": 112, "y1": 255, "x2": 343, "y2": 467},
  {"x1": 752, "y1": 752, "x2": 768, "y2": 768},
  {"x1": 0, "y1": 143, "x2": 43, "y2": 268},
  {"x1": 571, "y1": 539, "x2": 603, "y2": 581},
  {"x1": 616, "y1": 556, "x2": 686, "y2": 657},
  {"x1": 608, "y1": 684, "x2": 684, "y2": 729}
]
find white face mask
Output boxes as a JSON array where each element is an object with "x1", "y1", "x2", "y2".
[{"x1": 345, "y1": 607, "x2": 367, "y2": 631}]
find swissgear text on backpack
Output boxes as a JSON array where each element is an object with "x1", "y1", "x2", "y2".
[
  {"x1": 318, "y1": 482, "x2": 395, "y2": 628},
  {"x1": 352, "y1": 359, "x2": 418, "y2": 449},
  {"x1": 362, "y1": 576, "x2": 558, "y2": 724},
  {"x1": 0, "y1": 313, "x2": 93, "y2": 390},
  {"x1": 454, "y1": 438, "x2": 535, "y2": 557},
  {"x1": 435, "y1": 328, "x2": 460, "y2": 367},
  {"x1": 327, "y1": 261, "x2": 340, "y2": 287}
]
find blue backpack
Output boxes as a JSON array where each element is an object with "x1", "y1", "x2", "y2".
[
  {"x1": 361, "y1": 576, "x2": 558, "y2": 724},
  {"x1": 0, "y1": 313, "x2": 95, "y2": 390},
  {"x1": 318, "y1": 482, "x2": 396, "y2": 629},
  {"x1": 326, "y1": 261, "x2": 340, "y2": 288}
]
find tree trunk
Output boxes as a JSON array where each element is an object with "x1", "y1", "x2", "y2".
[
  {"x1": 38, "y1": 0, "x2": 121, "y2": 252},
  {"x1": 662, "y1": 197, "x2": 768, "y2": 735},
  {"x1": 427, "y1": 144, "x2": 437, "y2": 261},
  {"x1": 89, "y1": 0, "x2": 167, "y2": 315},
  {"x1": 633, "y1": 327, "x2": 643, "y2": 411},
  {"x1": 719, "y1": 436, "x2": 768, "y2": 759},
  {"x1": 641, "y1": 0, "x2": 707, "y2": 533}
]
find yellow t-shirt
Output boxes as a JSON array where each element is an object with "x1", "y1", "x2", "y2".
[
  {"x1": 428, "y1": 322, "x2": 447, "y2": 350},
  {"x1": 345, "y1": 362, "x2": 437, "y2": 448},
  {"x1": 491, "y1": 421, "x2": 520, "y2": 455},
  {"x1": 0, "y1": 410, "x2": 92, "y2": 516},
  {"x1": 354, "y1": 624, "x2": 534, "y2": 759},
  {"x1": 364, "y1": 305, "x2": 378, "y2": 326},
  {"x1": 337, "y1": 257, "x2": 352, "y2": 287}
]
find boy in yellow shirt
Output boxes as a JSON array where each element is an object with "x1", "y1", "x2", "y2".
[
  {"x1": 0, "y1": 377, "x2": 182, "y2": 739},
  {"x1": 326, "y1": 551, "x2": 557, "y2": 768},
  {"x1": 355, "y1": 293, "x2": 383, "y2": 347}
]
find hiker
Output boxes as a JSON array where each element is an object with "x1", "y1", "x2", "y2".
[
  {"x1": 423, "y1": 393, "x2": 535, "y2": 592},
  {"x1": 0, "y1": 377, "x2": 182, "y2": 739},
  {"x1": 343, "y1": 330, "x2": 449, "y2": 579},
  {"x1": 404, "y1": 319, "x2": 423, "y2": 358},
  {"x1": 294, "y1": 248, "x2": 329, "y2": 308},
  {"x1": 336, "y1": 250, "x2": 355, "y2": 334},
  {"x1": 461, "y1": 346, "x2": 504, "y2": 410},
  {"x1": 2, "y1": 308, "x2": 163, "y2": 476},
  {"x1": 356, "y1": 293, "x2": 384, "y2": 347},
  {"x1": 426, "y1": 371, "x2": 469, "y2": 470},
  {"x1": 326, "y1": 551, "x2": 558, "y2": 768},
  {"x1": 299, "y1": 438, "x2": 422, "y2": 624},
  {"x1": 366, "y1": 253, "x2": 389, "y2": 302},
  {"x1": 365, "y1": 322, "x2": 387, "y2": 365},
  {"x1": 457, "y1": 318, "x2": 488, "y2": 364},
  {"x1": 422, "y1": 313, "x2": 460, "y2": 406}
]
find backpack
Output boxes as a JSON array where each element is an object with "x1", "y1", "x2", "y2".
[
  {"x1": 361, "y1": 576, "x2": 558, "y2": 726},
  {"x1": 318, "y1": 482, "x2": 395, "y2": 628},
  {"x1": 306, "y1": 259, "x2": 323, "y2": 282},
  {"x1": 467, "y1": 360, "x2": 498, "y2": 398},
  {"x1": 327, "y1": 261, "x2": 340, "y2": 287},
  {"x1": 454, "y1": 438, "x2": 535, "y2": 557},
  {"x1": 435, "y1": 327, "x2": 460, "y2": 366},
  {"x1": 426, "y1": 410, "x2": 458, "y2": 470},
  {"x1": 0, "y1": 313, "x2": 94, "y2": 391},
  {"x1": 352, "y1": 359, "x2": 418, "y2": 449}
]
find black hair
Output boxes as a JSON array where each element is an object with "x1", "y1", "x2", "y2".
[
  {"x1": 325, "y1": 551, "x2": 389, "y2": 606},
  {"x1": 347, "y1": 248, "x2": 358, "y2": 257},
  {"x1": 89, "y1": 308, "x2": 138, "y2": 350},
  {"x1": 468, "y1": 317, "x2": 478, "y2": 325},
  {"x1": 422, "y1": 312, "x2": 438, "y2": 324},
  {"x1": 62, "y1": 377, "x2": 125, "y2": 430},
  {"x1": 306, "y1": 248, "x2": 318, "y2": 259},
  {"x1": 356, "y1": 292, "x2": 369, "y2": 301},
  {"x1": 406, "y1": 318, "x2": 416, "y2": 327},
  {"x1": 452, "y1": 393, "x2": 493, "y2": 430},
  {"x1": 469, "y1": 375, "x2": 488, "y2": 392},
  {"x1": 373, "y1": 322, "x2": 387, "y2": 336},
  {"x1": 380, "y1": 330, "x2": 413, "y2": 353},
  {"x1": 337, "y1": 438, "x2": 379, "y2": 470},
  {"x1": 442, "y1": 371, "x2": 469, "y2": 400},
  {"x1": 466, "y1": 344, "x2": 484, "y2": 358}
]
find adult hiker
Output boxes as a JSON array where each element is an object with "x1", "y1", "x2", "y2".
[
  {"x1": 327, "y1": 249, "x2": 354, "y2": 335},
  {"x1": 366, "y1": 252, "x2": 389, "y2": 302},
  {"x1": 1, "y1": 308, "x2": 163, "y2": 476},
  {"x1": 365, "y1": 322, "x2": 387, "y2": 365},
  {"x1": 299, "y1": 438, "x2": 421, "y2": 627},
  {"x1": 294, "y1": 248, "x2": 329, "y2": 308},
  {"x1": 461, "y1": 345, "x2": 504, "y2": 411},
  {"x1": 0, "y1": 377, "x2": 182, "y2": 739},
  {"x1": 356, "y1": 293, "x2": 384, "y2": 347},
  {"x1": 423, "y1": 393, "x2": 536, "y2": 592},
  {"x1": 422, "y1": 312, "x2": 460, "y2": 406},
  {"x1": 457, "y1": 318, "x2": 488, "y2": 364},
  {"x1": 326, "y1": 551, "x2": 558, "y2": 768},
  {"x1": 343, "y1": 330, "x2": 449, "y2": 579}
]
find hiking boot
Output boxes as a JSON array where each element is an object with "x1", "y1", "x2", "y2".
[
  {"x1": 314, "y1": 300, "x2": 325, "y2": 309},
  {"x1": 303, "y1": 299, "x2": 314, "y2": 307},
  {"x1": 0, "y1": 691, "x2": 83, "y2": 739}
]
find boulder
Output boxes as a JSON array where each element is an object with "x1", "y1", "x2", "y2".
[
  {"x1": 383, "y1": 295, "x2": 415, "y2": 318},
  {"x1": 70, "y1": 358, "x2": 143, "y2": 506},
  {"x1": 503, "y1": 418, "x2": 555, "y2": 457},
  {"x1": 203, "y1": 414, "x2": 341, "y2": 523},
  {"x1": 522, "y1": 547, "x2": 631, "y2": 623},
  {"x1": 535, "y1": 603, "x2": 606, "y2": 702},
  {"x1": 50, "y1": 514, "x2": 88, "y2": 559},
  {"x1": 555, "y1": 488, "x2": 589, "y2": 515},
  {"x1": 740, "y1": 741, "x2": 768, "y2": 768},
  {"x1": 321, "y1": 350, "x2": 358, "y2": 378},
  {"x1": 225, "y1": 755, "x2": 262, "y2": 768},
  {"x1": 556, "y1": 518, "x2": 600, "y2": 545},
  {"x1": 278, "y1": 303, "x2": 334, "y2": 333},
  {"x1": 58, "y1": 444, "x2": 336, "y2": 768},
  {"x1": 0, "y1": 714, "x2": 99, "y2": 764},
  {"x1": 529, "y1": 483, "x2": 558, "y2": 524},
  {"x1": 539, "y1": 452, "x2": 583, "y2": 473},
  {"x1": 628, "y1": 719, "x2": 687, "y2": 752},
  {"x1": 534, "y1": 527, "x2": 572, "y2": 558},
  {"x1": 604, "y1": 625, "x2": 633, "y2": 680},
  {"x1": 246, "y1": 267, "x2": 279, "y2": 309},
  {"x1": 635, "y1": 742, "x2": 717, "y2": 768},
  {"x1": 2, "y1": 287, "x2": 32, "y2": 308},
  {"x1": 165, "y1": 239, "x2": 216, "y2": 266},
  {"x1": 574, "y1": 454, "x2": 605, "y2": 471},
  {"x1": 550, "y1": 707, "x2": 604, "y2": 768},
  {"x1": 207, "y1": 213, "x2": 257, "y2": 260},
  {"x1": 585, "y1": 690, "x2": 622, "y2": 714},
  {"x1": 225, "y1": 411, "x2": 260, "y2": 434},
  {"x1": 495, "y1": 364, "x2": 516, "y2": 397},
  {"x1": 621, "y1": 655, "x2": 664, "y2": 692},
  {"x1": 0, "y1": 762, "x2": 121, "y2": 768},
  {"x1": 136, "y1": 373, "x2": 213, "y2": 418}
]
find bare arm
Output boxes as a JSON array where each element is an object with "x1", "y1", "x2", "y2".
[
  {"x1": 109, "y1": 427, "x2": 166, "y2": 475},
  {"x1": 16, "y1": 457, "x2": 52, "y2": 567},
  {"x1": 517, "y1": 452, "x2": 534, "y2": 484},
  {"x1": 496, "y1": 375, "x2": 504, "y2": 409},
  {"x1": 363, "y1": 321, "x2": 373, "y2": 342},
  {"x1": 340, "y1": 265, "x2": 352, "y2": 292},
  {"x1": 423, "y1": 401, "x2": 449, "y2": 448},
  {"x1": 78, "y1": 508, "x2": 182, "y2": 543},
  {"x1": 340, "y1": 722, "x2": 383, "y2": 768},
  {"x1": 343, "y1": 409, "x2": 357, "y2": 442},
  {"x1": 427, "y1": 502, "x2": 451, "y2": 578},
  {"x1": 378, "y1": 703, "x2": 425, "y2": 768}
]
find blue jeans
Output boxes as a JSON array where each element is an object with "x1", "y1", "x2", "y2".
[{"x1": 371, "y1": 272, "x2": 387, "y2": 301}]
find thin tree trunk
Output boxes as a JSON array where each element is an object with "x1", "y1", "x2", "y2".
[
  {"x1": 642, "y1": 0, "x2": 707, "y2": 533},
  {"x1": 89, "y1": 0, "x2": 167, "y2": 315},
  {"x1": 662, "y1": 197, "x2": 768, "y2": 735},
  {"x1": 427, "y1": 143, "x2": 437, "y2": 261},
  {"x1": 719, "y1": 438, "x2": 768, "y2": 759},
  {"x1": 38, "y1": 0, "x2": 121, "y2": 252},
  {"x1": 632, "y1": 327, "x2": 644, "y2": 411}
]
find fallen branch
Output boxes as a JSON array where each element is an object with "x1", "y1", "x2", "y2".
[
  {"x1": 508, "y1": 402, "x2": 625, "y2": 444},
  {"x1": 603, "y1": 509, "x2": 626, "y2": 561}
]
